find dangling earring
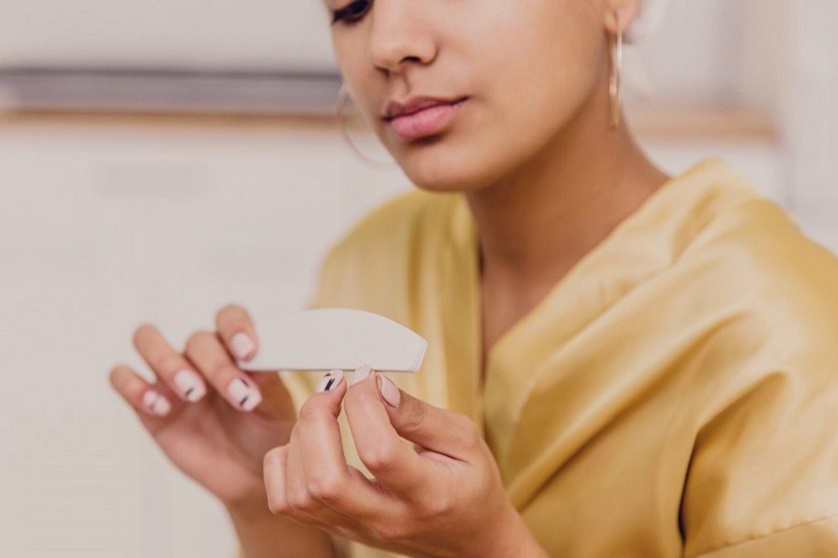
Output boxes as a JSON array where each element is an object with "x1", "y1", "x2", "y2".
[
  {"x1": 609, "y1": 13, "x2": 623, "y2": 130},
  {"x1": 337, "y1": 83, "x2": 393, "y2": 167}
]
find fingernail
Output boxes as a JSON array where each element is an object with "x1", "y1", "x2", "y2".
[
  {"x1": 230, "y1": 332, "x2": 256, "y2": 360},
  {"x1": 227, "y1": 377, "x2": 262, "y2": 411},
  {"x1": 173, "y1": 369, "x2": 206, "y2": 402},
  {"x1": 143, "y1": 390, "x2": 171, "y2": 416},
  {"x1": 351, "y1": 364, "x2": 372, "y2": 385},
  {"x1": 377, "y1": 375, "x2": 401, "y2": 408},
  {"x1": 315, "y1": 369, "x2": 344, "y2": 393}
]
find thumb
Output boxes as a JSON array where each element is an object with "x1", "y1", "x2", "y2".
[{"x1": 377, "y1": 374, "x2": 481, "y2": 460}]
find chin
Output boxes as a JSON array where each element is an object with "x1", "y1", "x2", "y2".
[
  {"x1": 388, "y1": 134, "x2": 508, "y2": 194},
  {"x1": 400, "y1": 158, "x2": 494, "y2": 194}
]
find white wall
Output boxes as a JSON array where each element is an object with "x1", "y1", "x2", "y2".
[
  {"x1": 0, "y1": 0, "x2": 336, "y2": 71},
  {"x1": 0, "y1": 122, "x2": 409, "y2": 557},
  {"x1": 2, "y1": 0, "x2": 837, "y2": 556},
  {"x1": 1, "y1": 118, "x2": 822, "y2": 556}
]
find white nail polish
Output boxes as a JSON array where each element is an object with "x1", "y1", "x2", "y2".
[
  {"x1": 143, "y1": 390, "x2": 171, "y2": 416},
  {"x1": 316, "y1": 369, "x2": 344, "y2": 393},
  {"x1": 227, "y1": 378, "x2": 261, "y2": 411},
  {"x1": 377, "y1": 375, "x2": 401, "y2": 407},
  {"x1": 351, "y1": 364, "x2": 372, "y2": 385},
  {"x1": 174, "y1": 369, "x2": 206, "y2": 402},
  {"x1": 230, "y1": 333, "x2": 255, "y2": 359}
]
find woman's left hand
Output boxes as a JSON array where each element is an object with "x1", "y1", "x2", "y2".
[{"x1": 263, "y1": 365, "x2": 547, "y2": 558}]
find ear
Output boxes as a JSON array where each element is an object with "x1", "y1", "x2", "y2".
[{"x1": 603, "y1": 0, "x2": 642, "y2": 35}]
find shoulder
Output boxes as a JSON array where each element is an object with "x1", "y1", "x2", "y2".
[
  {"x1": 663, "y1": 161, "x2": 838, "y2": 348},
  {"x1": 670, "y1": 167, "x2": 838, "y2": 556}
]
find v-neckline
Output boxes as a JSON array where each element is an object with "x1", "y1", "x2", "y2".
[
  {"x1": 435, "y1": 158, "x2": 759, "y2": 471},
  {"x1": 452, "y1": 159, "x2": 736, "y2": 389}
]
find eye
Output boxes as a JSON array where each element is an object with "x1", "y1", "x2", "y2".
[{"x1": 332, "y1": 0, "x2": 372, "y2": 26}]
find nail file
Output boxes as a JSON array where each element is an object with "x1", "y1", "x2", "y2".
[{"x1": 235, "y1": 308, "x2": 427, "y2": 373}]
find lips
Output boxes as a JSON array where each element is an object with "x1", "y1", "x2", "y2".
[{"x1": 383, "y1": 96, "x2": 468, "y2": 141}]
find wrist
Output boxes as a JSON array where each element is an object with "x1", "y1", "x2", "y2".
[
  {"x1": 481, "y1": 504, "x2": 548, "y2": 558},
  {"x1": 226, "y1": 494, "x2": 336, "y2": 558},
  {"x1": 225, "y1": 492, "x2": 275, "y2": 525}
]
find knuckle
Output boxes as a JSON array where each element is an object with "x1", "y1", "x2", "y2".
[
  {"x1": 306, "y1": 472, "x2": 343, "y2": 502},
  {"x1": 183, "y1": 330, "x2": 215, "y2": 355},
  {"x1": 359, "y1": 441, "x2": 399, "y2": 473},
  {"x1": 266, "y1": 491, "x2": 289, "y2": 515},
  {"x1": 416, "y1": 491, "x2": 450, "y2": 520},
  {"x1": 400, "y1": 399, "x2": 426, "y2": 433},
  {"x1": 286, "y1": 485, "x2": 315, "y2": 512}
]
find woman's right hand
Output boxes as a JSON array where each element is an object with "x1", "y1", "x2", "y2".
[{"x1": 109, "y1": 304, "x2": 297, "y2": 510}]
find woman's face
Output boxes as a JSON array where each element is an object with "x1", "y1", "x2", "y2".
[{"x1": 327, "y1": 0, "x2": 618, "y2": 192}]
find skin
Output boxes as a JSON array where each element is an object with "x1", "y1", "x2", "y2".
[
  {"x1": 111, "y1": 0, "x2": 671, "y2": 556},
  {"x1": 331, "y1": 0, "x2": 669, "y2": 371}
]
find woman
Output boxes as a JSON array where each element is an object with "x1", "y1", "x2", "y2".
[{"x1": 109, "y1": 0, "x2": 838, "y2": 556}]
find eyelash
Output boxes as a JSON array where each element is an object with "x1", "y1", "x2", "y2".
[{"x1": 331, "y1": 0, "x2": 372, "y2": 26}]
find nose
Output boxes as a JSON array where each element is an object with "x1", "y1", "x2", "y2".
[{"x1": 366, "y1": 1, "x2": 438, "y2": 74}]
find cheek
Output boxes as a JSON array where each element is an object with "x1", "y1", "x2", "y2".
[
  {"x1": 332, "y1": 1, "x2": 605, "y2": 192},
  {"x1": 394, "y1": 11, "x2": 604, "y2": 191},
  {"x1": 487, "y1": 5, "x2": 603, "y2": 136}
]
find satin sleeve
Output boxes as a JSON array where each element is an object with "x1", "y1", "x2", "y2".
[
  {"x1": 695, "y1": 515, "x2": 838, "y2": 557},
  {"x1": 681, "y1": 349, "x2": 838, "y2": 557}
]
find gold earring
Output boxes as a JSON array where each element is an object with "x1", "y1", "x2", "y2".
[
  {"x1": 609, "y1": 14, "x2": 623, "y2": 130},
  {"x1": 336, "y1": 83, "x2": 393, "y2": 167}
]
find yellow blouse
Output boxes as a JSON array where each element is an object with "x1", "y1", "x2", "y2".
[{"x1": 274, "y1": 158, "x2": 838, "y2": 557}]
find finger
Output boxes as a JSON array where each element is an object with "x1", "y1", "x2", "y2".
[
  {"x1": 215, "y1": 304, "x2": 258, "y2": 361},
  {"x1": 295, "y1": 371, "x2": 396, "y2": 522},
  {"x1": 263, "y1": 445, "x2": 325, "y2": 527},
  {"x1": 343, "y1": 365, "x2": 432, "y2": 498},
  {"x1": 132, "y1": 324, "x2": 208, "y2": 403},
  {"x1": 265, "y1": 443, "x2": 384, "y2": 542},
  {"x1": 286, "y1": 421, "x2": 360, "y2": 528},
  {"x1": 286, "y1": 372, "x2": 347, "y2": 521},
  {"x1": 376, "y1": 374, "x2": 483, "y2": 461},
  {"x1": 183, "y1": 330, "x2": 262, "y2": 412},
  {"x1": 109, "y1": 364, "x2": 176, "y2": 419}
]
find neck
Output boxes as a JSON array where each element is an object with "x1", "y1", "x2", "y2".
[{"x1": 465, "y1": 104, "x2": 668, "y2": 292}]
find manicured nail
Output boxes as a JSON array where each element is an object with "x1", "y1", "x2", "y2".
[
  {"x1": 227, "y1": 377, "x2": 262, "y2": 411},
  {"x1": 230, "y1": 332, "x2": 256, "y2": 360},
  {"x1": 377, "y1": 375, "x2": 401, "y2": 408},
  {"x1": 143, "y1": 390, "x2": 171, "y2": 416},
  {"x1": 351, "y1": 364, "x2": 372, "y2": 385},
  {"x1": 316, "y1": 369, "x2": 344, "y2": 393},
  {"x1": 173, "y1": 369, "x2": 206, "y2": 402}
]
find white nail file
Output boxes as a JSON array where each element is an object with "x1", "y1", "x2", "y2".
[{"x1": 235, "y1": 308, "x2": 427, "y2": 373}]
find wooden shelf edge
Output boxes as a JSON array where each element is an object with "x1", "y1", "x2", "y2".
[
  {"x1": 627, "y1": 105, "x2": 778, "y2": 141},
  {"x1": 0, "y1": 106, "x2": 779, "y2": 141}
]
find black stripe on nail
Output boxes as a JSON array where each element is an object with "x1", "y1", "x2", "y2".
[
  {"x1": 239, "y1": 395, "x2": 250, "y2": 407},
  {"x1": 239, "y1": 378, "x2": 250, "y2": 388},
  {"x1": 324, "y1": 378, "x2": 335, "y2": 392},
  {"x1": 185, "y1": 387, "x2": 195, "y2": 398}
]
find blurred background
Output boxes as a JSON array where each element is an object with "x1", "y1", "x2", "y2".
[{"x1": 1, "y1": 1, "x2": 836, "y2": 556}]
